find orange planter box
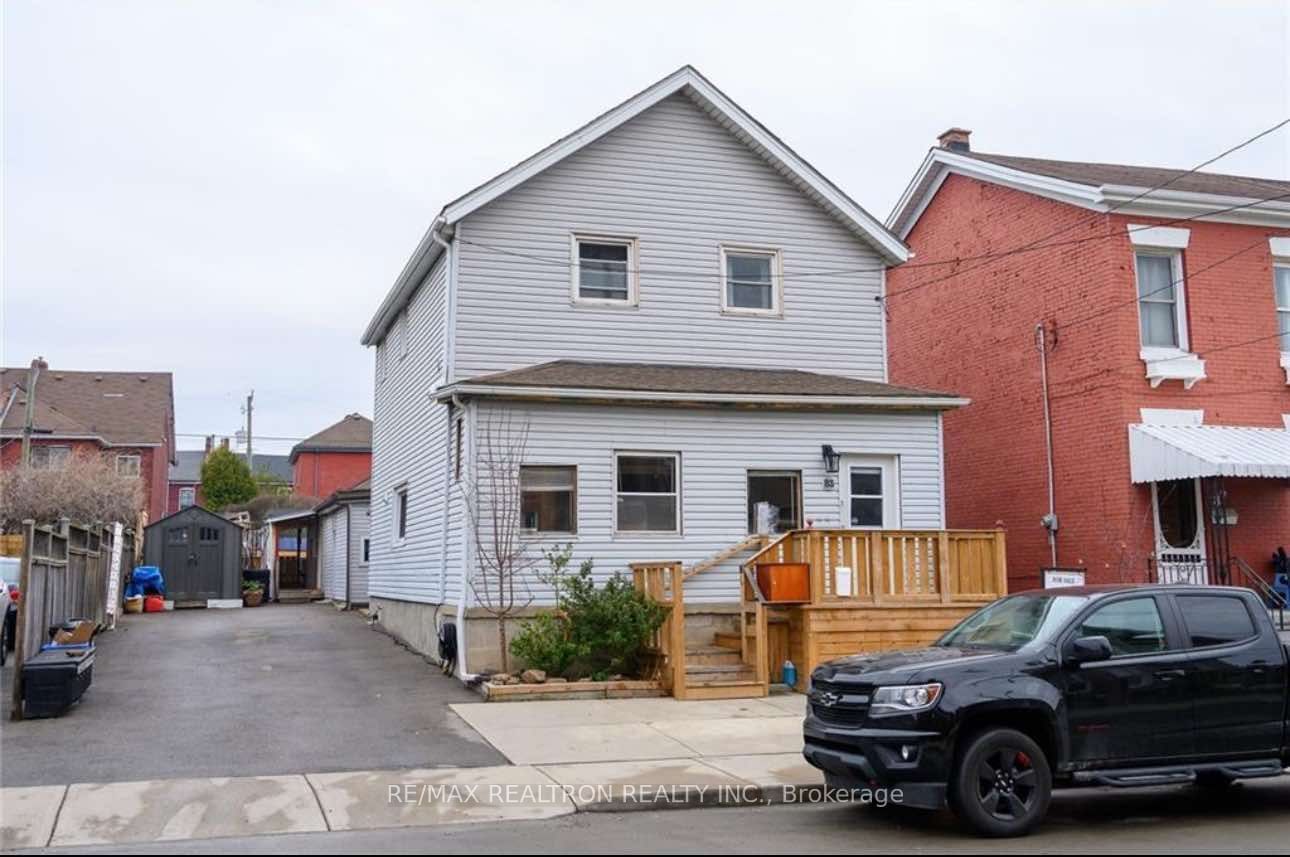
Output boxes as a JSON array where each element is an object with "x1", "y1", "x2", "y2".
[{"x1": 755, "y1": 563, "x2": 811, "y2": 603}]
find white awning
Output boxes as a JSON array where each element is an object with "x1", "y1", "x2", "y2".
[{"x1": 1128, "y1": 423, "x2": 1290, "y2": 483}]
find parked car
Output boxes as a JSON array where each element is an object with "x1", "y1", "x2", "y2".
[
  {"x1": 0, "y1": 557, "x2": 19, "y2": 666},
  {"x1": 803, "y1": 584, "x2": 1290, "y2": 837}
]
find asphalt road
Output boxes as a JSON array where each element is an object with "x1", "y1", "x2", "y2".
[
  {"x1": 20, "y1": 776, "x2": 1290, "y2": 855},
  {"x1": 0, "y1": 604, "x2": 504, "y2": 786}
]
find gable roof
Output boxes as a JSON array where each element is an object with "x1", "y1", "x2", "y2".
[
  {"x1": 314, "y1": 477, "x2": 371, "y2": 514},
  {"x1": 288, "y1": 414, "x2": 373, "y2": 463},
  {"x1": 169, "y1": 450, "x2": 293, "y2": 485},
  {"x1": 0, "y1": 367, "x2": 175, "y2": 455},
  {"x1": 362, "y1": 66, "x2": 909, "y2": 346},
  {"x1": 439, "y1": 359, "x2": 966, "y2": 410},
  {"x1": 889, "y1": 147, "x2": 1290, "y2": 239}
]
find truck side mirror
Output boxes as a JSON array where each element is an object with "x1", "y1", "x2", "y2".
[{"x1": 1065, "y1": 635, "x2": 1113, "y2": 666}]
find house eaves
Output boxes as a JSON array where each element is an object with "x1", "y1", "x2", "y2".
[
  {"x1": 889, "y1": 148, "x2": 1290, "y2": 239},
  {"x1": 362, "y1": 65, "x2": 909, "y2": 346}
]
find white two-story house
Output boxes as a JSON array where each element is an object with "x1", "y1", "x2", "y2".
[{"x1": 360, "y1": 67, "x2": 977, "y2": 680}]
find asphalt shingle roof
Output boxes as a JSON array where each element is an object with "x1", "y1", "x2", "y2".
[
  {"x1": 0, "y1": 367, "x2": 174, "y2": 447},
  {"x1": 288, "y1": 414, "x2": 372, "y2": 463}
]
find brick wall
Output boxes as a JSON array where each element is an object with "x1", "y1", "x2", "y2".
[
  {"x1": 889, "y1": 173, "x2": 1290, "y2": 588},
  {"x1": 291, "y1": 451, "x2": 371, "y2": 499}
]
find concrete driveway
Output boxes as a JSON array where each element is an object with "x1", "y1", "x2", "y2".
[{"x1": 0, "y1": 604, "x2": 504, "y2": 787}]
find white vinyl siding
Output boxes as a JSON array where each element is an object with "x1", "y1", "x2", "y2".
[
  {"x1": 369, "y1": 255, "x2": 458, "y2": 605},
  {"x1": 319, "y1": 503, "x2": 371, "y2": 604},
  {"x1": 470, "y1": 401, "x2": 945, "y2": 605},
  {"x1": 319, "y1": 509, "x2": 346, "y2": 602},
  {"x1": 453, "y1": 93, "x2": 889, "y2": 381}
]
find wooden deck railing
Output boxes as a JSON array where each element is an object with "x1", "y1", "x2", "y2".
[
  {"x1": 742, "y1": 528, "x2": 1007, "y2": 605},
  {"x1": 629, "y1": 561, "x2": 687, "y2": 698}
]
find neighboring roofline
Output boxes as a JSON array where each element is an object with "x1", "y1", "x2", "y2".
[
  {"x1": 361, "y1": 65, "x2": 910, "y2": 346},
  {"x1": 0, "y1": 430, "x2": 162, "y2": 448},
  {"x1": 314, "y1": 484, "x2": 371, "y2": 515},
  {"x1": 287, "y1": 444, "x2": 373, "y2": 465},
  {"x1": 889, "y1": 148, "x2": 1290, "y2": 239},
  {"x1": 265, "y1": 509, "x2": 317, "y2": 525},
  {"x1": 143, "y1": 504, "x2": 236, "y2": 531},
  {"x1": 435, "y1": 381, "x2": 969, "y2": 410}
]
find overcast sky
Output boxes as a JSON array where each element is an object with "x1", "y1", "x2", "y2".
[{"x1": 3, "y1": 1, "x2": 1288, "y2": 453}]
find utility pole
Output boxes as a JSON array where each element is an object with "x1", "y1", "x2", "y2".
[
  {"x1": 20, "y1": 357, "x2": 45, "y2": 466},
  {"x1": 244, "y1": 390, "x2": 255, "y2": 474}
]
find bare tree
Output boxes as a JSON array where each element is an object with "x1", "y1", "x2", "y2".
[
  {"x1": 1, "y1": 452, "x2": 143, "y2": 530},
  {"x1": 460, "y1": 410, "x2": 537, "y2": 673}
]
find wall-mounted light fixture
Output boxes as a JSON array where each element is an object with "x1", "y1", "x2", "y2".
[{"x1": 821, "y1": 444, "x2": 841, "y2": 474}]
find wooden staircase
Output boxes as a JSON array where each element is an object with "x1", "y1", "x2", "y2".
[{"x1": 682, "y1": 638, "x2": 761, "y2": 699}]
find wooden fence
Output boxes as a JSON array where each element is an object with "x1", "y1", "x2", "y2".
[{"x1": 10, "y1": 519, "x2": 134, "y2": 720}]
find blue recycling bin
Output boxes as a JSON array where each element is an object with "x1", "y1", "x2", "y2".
[{"x1": 125, "y1": 566, "x2": 165, "y2": 598}]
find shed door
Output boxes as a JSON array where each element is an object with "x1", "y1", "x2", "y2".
[{"x1": 162, "y1": 521, "x2": 225, "y2": 601}]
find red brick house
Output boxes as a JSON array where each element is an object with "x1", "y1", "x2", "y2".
[
  {"x1": 1, "y1": 363, "x2": 177, "y2": 526},
  {"x1": 289, "y1": 414, "x2": 372, "y2": 498},
  {"x1": 887, "y1": 130, "x2": 1290, "y2": 590}
]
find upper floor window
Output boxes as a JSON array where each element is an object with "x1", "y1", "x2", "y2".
[
  {"x1": 116, "y1": 453, "x2": 141, "y2": 478},
  {"x1": 1135, "y1": 250, "x2": 1187, "y2": 351},
  {"x1": 178, "y1": 487, "x2": 196, "y2": 508},
  {"x1": 572, "y1": 235, "x2": 638, "y2": 306},
  {"x1": 30, "y1": 445, "x2": 71, "y2": 471},
  {"x1": 1275, "y1": 262, "x2": 1289, "y2": 353},
  {"x1": 720, "y1": 246, "x2": 782, "y2": 316}
]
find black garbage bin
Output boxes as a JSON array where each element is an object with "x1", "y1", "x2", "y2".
[{"x1": 23, "y1": 645, "x2": 95, "y2": 718}]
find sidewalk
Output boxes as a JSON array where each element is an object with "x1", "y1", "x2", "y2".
[{"x1": 2, "y1": 696, "x2": 824, "y2": 851}]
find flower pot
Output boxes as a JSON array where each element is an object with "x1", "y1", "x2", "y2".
[{"x1": 243, "y1": 590, "x2": 264, "y2": 608}]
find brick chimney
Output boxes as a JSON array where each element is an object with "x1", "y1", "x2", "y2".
[
  {"x1": 220, "y1": 437, "x2": 230, "y2": 451},
  {"x1": 937, "y1": 127, "x2": 972, "y2": 152},
  {"x1": 204, "y1": 434, "x2": 215, "y2": 454}
]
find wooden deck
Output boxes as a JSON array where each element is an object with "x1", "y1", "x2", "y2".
[{"x1": 633, "y1": 528, "x2": 1008, "y2": 699}]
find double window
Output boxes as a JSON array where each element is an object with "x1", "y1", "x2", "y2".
[
  {"x1": 30, "y1": 445, "x2": 70, "y2": 471},
  {"x1": 520, "y1": 466, "x2": 577, "y2": 533},
  {"x1": 572, "y1": 235, "x2": 638, "y2": 306},
  {"x1": 615, "y1": 453, "x2": 680, "y2": 533},
  {"x1": 720, "y1": 246, "x2": 782, "y2": 315},
  {"x1": 1134, "y1": 250, "x2": 1187, "y2": 351}
]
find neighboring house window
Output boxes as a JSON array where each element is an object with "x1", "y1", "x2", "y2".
[
  {"x1": 178, "y1": 487, "x2": 196, "y2": 508},
  {"x1": 847, "y1": 467, "x2": 885, "y2": 528},
  {"x1": 1134, "y1": 250, "x2": 1187, "y2": 350},
  {"x1": 1275, "y1": 262, "x2": 1290, "y2": 352},
  {"x1": 572, "y1": 235, "x2": 638, "y2": 305},
  {"x1": 116, "y1": 453, "x2": 141, "y2": 478},
  {"x1": 720, "y1": 246, "x2": 782, "y2": 315},
  {"x1": 394, "y1": 485, "x2": 408, "y2": 542},
  {"x1": 29, "y1": 445, "x2": 71, "y2": 470},
  {"x1": 398, "y1": 309, "x2": 410, "y2": 359},
  {"x1": 361, "y1": 537, "x2": 371, "y2": 563},
  {"x1": 747, "y1": 470, "x2": 801, "y2": 534},
  {"x1": 520, "y1": 466, "x2": 577, "y2": 533},
  {"x1": 615, "y1": 453, "x2": 679, "y2": 533}
]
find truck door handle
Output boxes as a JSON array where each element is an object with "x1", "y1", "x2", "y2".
[{"x1": 1154, "y1": 668, "x2": 1186, "y2": 681}]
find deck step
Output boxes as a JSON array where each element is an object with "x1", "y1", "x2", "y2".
[
  {"x1": 684, "y1": 645, "x2": 745, "y2": 666},
  {"x1": 685, "y1": 665, "x2": 757, "y2": 683},
  {"x1": 712, "y1": 632, "x2": 742, "y2": 651}
]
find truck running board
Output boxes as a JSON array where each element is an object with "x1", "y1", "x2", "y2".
[{"x1": 1074, "y1": 759, "x2": 1285, "y2": 788}]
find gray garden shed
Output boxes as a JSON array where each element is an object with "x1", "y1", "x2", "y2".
[{"x1": 143, "y1": 506, "x2": 242, "y2": 606}]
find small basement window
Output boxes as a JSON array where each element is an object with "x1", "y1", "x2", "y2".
[
  {"x1": 615, "y1": 453, "x2": 679, "y2": 533},
  {"x1": 721, "y1": 246, "x2": 781, "y2": 315},
  {"x1": 572, "y1": 235, "x2": 637, "y2": 305},
  {"x1": 520, "y1": 465, "x2": 577, "y2": 533}
]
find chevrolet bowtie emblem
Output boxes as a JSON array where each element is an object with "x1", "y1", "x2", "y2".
[{"x1": 816, "y1": 691, "x2": 842, "y2": 707}]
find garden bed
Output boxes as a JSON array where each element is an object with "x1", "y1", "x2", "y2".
[{"x1": 479, "y1": 678, "x2": 664, "y2": 702}]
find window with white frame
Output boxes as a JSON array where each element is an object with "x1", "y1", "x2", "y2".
[
  {"x1": 615, "y1": 453, "x2": 679, "y2": 533},
  {"x1": 847, "y1": 466, "x2": 885, "y2": 528},
  {"x1": 1275, "y1": 262, "x2": 1290, "y2": 353},
  {"x1": 116, "y1": 453, "x2": 141, "y2": 478},
  {"x1": 520, "y1": 465, "x2": 577, "y2": 533},
  {"x1": 1134, "y1": 250, "x2": 1187, "y2": 350},
  {"x1": 361, "y1": 537, "x2": 371, "y2": 563},
  {"x1": 30, "y1": 445, "x2": 71, "y2": 471},
  {"x1": 572, "y1": 235, "x2": 637, "y2": 305},
  {"x1": 394, "y1": 485, "x2": 408, "y2": 542},
  {"x1": 720, "y1": 246, "x2": 781, "y2": 315},
  {"x1": 178, "y1": 487, "x2": 196, "y2": 508}
]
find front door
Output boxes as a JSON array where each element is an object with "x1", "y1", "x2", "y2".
[
  {"x1": 1152, "y1": 478, "x2": 1206, "y2": 584},
  {"x1": 1058, "y1": 594, "x2": 1195, "y2": 765},
  {"x1": 839, "y1": 456, "x2": 899, "y2": 529}
]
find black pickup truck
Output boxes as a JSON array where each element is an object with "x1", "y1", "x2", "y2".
[{"x1": 802, "y1": 584, "x2": 1290, "y2": 836}]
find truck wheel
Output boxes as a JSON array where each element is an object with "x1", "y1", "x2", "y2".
[{"x1": 951, "y1": 728, "x2": 1052, "y2": 837}]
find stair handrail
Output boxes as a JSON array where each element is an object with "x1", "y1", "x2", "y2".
[
  {"x1": 740, "y1": 529, "x2": 800, "y2": 580},
  {"x1": 1233, "y1": 556, "x2": 1287, "y2": 631},
  {"x1": 685, "y1": 534, "x2": 770, "y2": 580}
]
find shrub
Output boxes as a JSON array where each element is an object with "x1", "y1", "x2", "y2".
[{"x1": 510, "y1": 558, "x2": 667, "y2": 680}]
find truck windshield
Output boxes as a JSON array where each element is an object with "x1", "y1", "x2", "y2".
[{"x1": 937, "y1": 594, "x2": 1088, "y2": 651}]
